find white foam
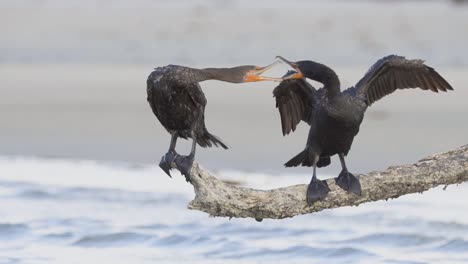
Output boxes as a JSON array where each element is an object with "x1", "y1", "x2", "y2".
[
  {"x1": 0, "y1": 156, "x2": 310, "y2": 195},
  {"x1": 0, "y1": 156, "x2": 191, "y2": 194}
]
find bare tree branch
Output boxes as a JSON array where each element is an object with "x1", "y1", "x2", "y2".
[{"x1": 175, "y1": 145, "x2": 468, "y2": 221}]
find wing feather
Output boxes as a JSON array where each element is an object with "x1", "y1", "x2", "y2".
[
  {"x1": 350, "y1": 55, "x2": 453, "y2": 106},
  {"x1": 273, "y1": 78, "x2": 318, "y2": 136}
]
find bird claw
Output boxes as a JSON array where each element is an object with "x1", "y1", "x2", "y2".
[
  {"x1": 306, "y1": 178, "x2": 330, "y2": 206},
  {"x1": 159, "y1": 159, "x2": 172, "y2": 177},
  {"x1": 158, "y1": 150, "x2": 179, "y2": 178},
  {"x1": 335, "y1": 170, "x2": 362, "y2": 196},
  {"x1": 174, "y1": 155, "x2": 194, "y2": 183}
]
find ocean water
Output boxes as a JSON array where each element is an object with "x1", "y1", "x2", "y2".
[{"x1": 0, "y1": 156, "x2": 467, "y2": 264}]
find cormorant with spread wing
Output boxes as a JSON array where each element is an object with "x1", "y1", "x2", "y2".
[
  {"x1": 274, "y1": 55, "x2": 453, "y2": 205},
  {"x1": 147, "y1": 63, "x2": 281, "y2": 181}
]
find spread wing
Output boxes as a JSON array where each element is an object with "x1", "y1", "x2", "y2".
[
  {"x1": 349, "y1": 55, "x2": 453, "y2": 106},
  {"x1": 273, "y1": 78, "x2": 320, "y2": 136}
]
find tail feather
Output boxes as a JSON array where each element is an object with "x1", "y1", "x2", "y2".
[
  {"x1": 285, "y1": 148, "x2": 316, "y2": 167},
  {"x1": 317, "y1": 156, "x2": 331, "y2": 168},
  {"x1": 197, "y1": 132, "x2": 228, "y2": 149}
]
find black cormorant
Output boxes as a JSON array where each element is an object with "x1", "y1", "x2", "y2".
[
  {"x1": 147, "y1": 63, "x2": 281, "y2": 181},
  {"x1": 273, "y1": 55, "x2": 453, "y2": 205}
]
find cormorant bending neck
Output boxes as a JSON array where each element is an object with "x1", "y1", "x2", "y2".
[{"x1": 296, "y1": 61, "x2": 341, "y2": 97}]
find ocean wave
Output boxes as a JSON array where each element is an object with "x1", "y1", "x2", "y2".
[
  {"x1": 339, "y1": 233, "x2": 443, "y2": 247},
  {"x1": 435, "y1": 239, "x2": 468, "y2": 252},
  {"x1": 73, "y1": 232, "x2": 153, "y2": 247},
  {"x1": 0, "y1": 223, "x2": 29, "y2": 239},
  {"x1": 215, "y1": 245, "x2": 375, "y2": 260},
  {"x1": 41, "y1": 232, "x2": 74, "y2": 240},
  {"x1": 382, "y1": 260, "x2": 427, "y2": 264},
  {"x1": 207, "y1": 223, "x2": 325, "y2": 239},
  {"x1": 16, "y1": 185, "x2": 185, "y2": 206},
  {"x1": 0, "y1": 258, "x2": 20, "y2": 264},
  {"x1": 134, "y1": 223, "x2": 169, "y2": 231}
]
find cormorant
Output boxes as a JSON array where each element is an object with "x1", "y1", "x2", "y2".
[
  {"x1": 273, "y1": 55, "x2": 453, "y2": 205},
  {"x1": 147, "y1": 63, "x2": 281, "y2": 181}
]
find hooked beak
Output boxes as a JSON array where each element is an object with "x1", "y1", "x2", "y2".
[
  {"x1": 276, "y1": 56, "x2": 304, "y2": 80},
  {"x1": 243, "y1": 61, "x2": 283, "y2": 82}
]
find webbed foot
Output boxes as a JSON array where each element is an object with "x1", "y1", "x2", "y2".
[
  {"x1": 306, "y1": 177, "x2": 330, "y2": 206},
  {"x1": 175, "y1": 155, "x2": 194, "y2": 183},
  {"x1": 158, "y1": 150, "x2": 179, "y2": 177},
  {"x1": 335, "y1": 170, "x2": 362, "y2": 195}
]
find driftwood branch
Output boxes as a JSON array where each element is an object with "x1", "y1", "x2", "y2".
[{"x1": 179, "y1": 145, "x2": 468, "y2": 220}]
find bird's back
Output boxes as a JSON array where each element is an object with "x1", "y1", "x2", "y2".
[{"x1": 147, "y1": 67, "x2": 207, "y2": 138}]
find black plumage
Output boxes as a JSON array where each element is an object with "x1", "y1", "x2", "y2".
[
  {"x1": 147, "y1": 63, "x2": 280, "y2": 180},
  {"x1": 274, "y1": 55, "x2": 453, "y2": 205}
]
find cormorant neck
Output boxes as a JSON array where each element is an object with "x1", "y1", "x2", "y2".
[
  {"x1": 298, "y1": 61, "x2": 341, "y2": 97},
  {"x1": 200, "y1": 68, "x2": 244, "y2": 83},
  {"x1": 171, "y1": 65, "x2": 250, "y2": 84}
]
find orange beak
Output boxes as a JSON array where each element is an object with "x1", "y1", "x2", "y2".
[
  {"x1": 276, "y1": 56, "x2": 304, "y2": 80},
  {"x1": 243, "y1": 61, "x2": 283, "y2": 82},
  {"x1": 284, "y1": 72, "x2": 304, "y2": 79}
]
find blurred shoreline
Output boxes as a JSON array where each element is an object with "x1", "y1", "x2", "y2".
[
  {"x1": 1, "y1": 0, "x2": 468, "y2": 173},
  {"x1": 2, "y1": 1, "x2": 468, "y2": 66}
]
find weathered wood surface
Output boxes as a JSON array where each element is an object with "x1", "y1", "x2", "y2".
[{"x1": 173, "y1": 145, "x2": 468, "y2": 220}]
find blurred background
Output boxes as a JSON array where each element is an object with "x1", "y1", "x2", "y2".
[{"x1": 1, "y1": 1, "x2": 467, "y2": 263}]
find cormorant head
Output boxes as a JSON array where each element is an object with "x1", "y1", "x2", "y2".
[
  {"x1": 240, "y1": 62, "x2": 284, "y2": 82},
  {"x1": 203, "y1": 62, "x2": 283, "y2": 83},
  {"x1": 275, "y1": 56, "x2": 304, "y2": 80}
]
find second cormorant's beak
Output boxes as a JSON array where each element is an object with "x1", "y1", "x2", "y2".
[
  {"x1": 276, "y1": 56, "x2": 304, "y2": 80},
  {"x1": 244, "y1": 61, "x2": 283, "y2": 82}
]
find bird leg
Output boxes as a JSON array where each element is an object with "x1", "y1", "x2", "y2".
[
  {"x1": 335, "y1": 153, "x2": 362, "y2": 195},
  {"x1": 159, "y1": 134, "x2": 180, "y2": 177},
  {"x1": 306, "y1": 156, "x2": 330, "y2": 205},
  {"x1": 175, "y1": 135, "x2": 196, "y2": 183}
]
